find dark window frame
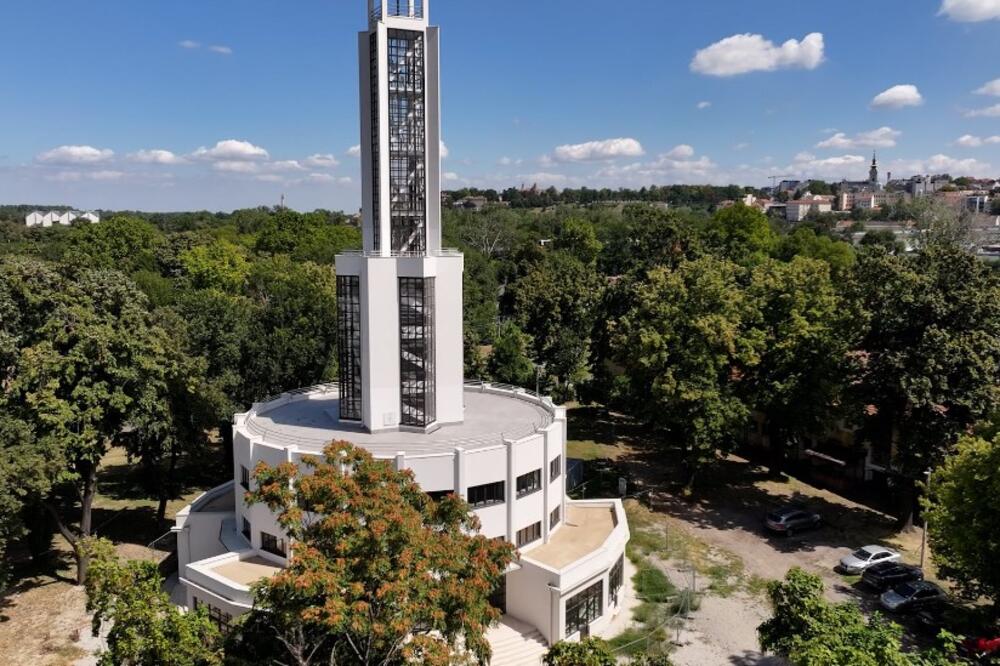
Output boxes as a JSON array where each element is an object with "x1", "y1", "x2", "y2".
[
  {"x1": 467, "y1": 481, "x2": 505, "y2": 508},
  {"x1": 260, "y1": 531, "x2": 287, "y2": 558},
  {"x1": 516, "y1": 469, "x2": 542, "y2": 498},
  {"x1": 550, "y1": 505, "x2": 561, "y2": 529},
  {"x1": 337, "y1": 276, "x2": 363, "y2": 421},
  {"x1": 565, "y1": 581, "x2": 603, "y2": 637},
  {"x1": 240, "y1": 465, "x2": 250, "y2": 491},
  {"x1": 241, "y1": 517, "x2": 251, "y2": 541},
  {"x1": 550, "y1": 455, "x2": 562, "y2": 482},
  {"x1": 516, "y1": 521, "x2": 542, "y2": 548},
  {"x1": 609, "y1": 555, "x2": 624, "y2": 607}
]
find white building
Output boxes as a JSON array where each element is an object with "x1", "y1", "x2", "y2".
[
  {"x1": 24, "y1": 210, "x2": 100, "y2": 227},
  {"x1": 786, "y1": 195, "x2": 833, "y2": 222},
  {"x1": 173, "y1": 0, "x2": 630, "y2": 652}
]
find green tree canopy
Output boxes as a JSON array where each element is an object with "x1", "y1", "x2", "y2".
[
  {"x1": 487, "y1": 321, "x2": 536, "y2": 388},
  {"x1": 704, "y1": 203, "x2": 778, "y2": 266}
]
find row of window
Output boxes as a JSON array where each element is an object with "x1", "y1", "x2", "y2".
[
  {"x1": 241, "y1": 518, "x2": 287, "y2": 557},
  {"x1": 562, "y1": 556, "x2": 625, "y2": 638},
  {"x1": 192, "y1": 597, "x2": 232, "y2": 633},
  {"x1": 516, "y1": 521, "x2": 541, "y2": 547}
]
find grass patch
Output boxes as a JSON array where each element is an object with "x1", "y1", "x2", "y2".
[
  {"x1": 635, "y1": 565, "x2": 676, "y2": 603},
  {"x1": 567, "y1": 439, "x2": 627, "y2": 462},
  {"x1": 607, "y1": 627, "x2": 661, "y2": 656}
]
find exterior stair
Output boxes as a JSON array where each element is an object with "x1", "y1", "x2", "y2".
[{"x1": 487, "y1": 616, "x2": 549, "y2": 666}]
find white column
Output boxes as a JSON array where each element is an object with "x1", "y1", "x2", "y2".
[{"x1": 505, "y1": 438, "x2": 515, "y2": 543}]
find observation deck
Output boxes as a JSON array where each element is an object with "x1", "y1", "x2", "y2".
[{"x1": 238, "y1": 381, "x2": 559, "y2": 458}]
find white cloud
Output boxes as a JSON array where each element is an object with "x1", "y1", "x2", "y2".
[
  {"x1": 304, "y1": 153, "x2": 339, "y2": 168},
  {"x1": 440, "y1": 141, "x2": 449, "y2": 159},
  {"x1": 733, "y1": 142, "x2": 751, "y2": 151},
  {"x1": 696, "y1": 101, "x2": 712, "y2": 110},
  {"x1": 347, "y1": 145, "x2": 361, "y2": 157},
  {"x1": 208, "y1": 45, "x2": 233, "y2": 55},
  {"x1": 443, "y1": 171, "x2": 461, "y2": 182},
  {"x1": 179, "y1": 40, "x2": 200, "y2": 49},
  {"x1": 305, "y1": 173, "x2": 336, "y2": 184},
  {"x1": 975, "y1": 78, "x2": 1000, "y2": 96},
  {"x1": 966, "y1": 103, "x2": 1000, "y2": 117},
  {"x1": 871, "y1": 84, "x2": 924, "y2": 109},
  {"x1": 36, "y1": 145, "x2": 114, "y2": 165},
  {"x1": 338, "y1": 176, "x2": 353, "y2": 185},
  {"x1": 889, "y1": 153, "x2": 993, "y2": 176},
  {"x1": 45, "y1": 169, "x2": 125, "y2": 182},
  {"x1": 955, "y1": 134, "x2": 1000, "y2": 147},
  {"x1": 213, "y1": 161, "x2": 259, "y2": 174},
  {"x1": 128, "y1": 149, "x2": 186, "y2": 165},
  {"x1": 816, "y1": 126, "x2": 901, "y2": 149},
  {"x1": 665, "y1": 144, "x2": 695, "y2": 159},
  {"x1": 498, "y1": 156, "x2": 523, "y2": 167},
  {"x1": 553, "y1": 137, "x2": 645, "y2": 162},
  {"x1": 515, "y1": 172, "x2": 570, "y2": 186},
  {"x1": 939, "y1": 0, "x2": 1000, "y2": 22},
  {"x1": 269, "y1": 160, "x2": 305, "y2": 172},
  {"x1": 255, "y1": 174, "x2": 284, "y2": 183},
  {"x1": 90, "y1": 170, "x2": 126, "y2": 181},
  {"x1": 192, "y1": 139, "x2": 269, "y2": 162},
  {"x1": 690, "y1": 32, "x2": 824, "y2": 77}
]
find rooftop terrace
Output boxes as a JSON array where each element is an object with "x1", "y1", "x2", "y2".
[
  {"x1": 241, "y1": 382, "x2": 557, "y2": 457},
  {"x1": 524, "y1": 504, "x2": 617, "y2": 570}
]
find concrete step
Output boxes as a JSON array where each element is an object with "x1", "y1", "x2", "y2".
[{"x1": 487, "y1": 616, "x2": 548, "y2": 666}]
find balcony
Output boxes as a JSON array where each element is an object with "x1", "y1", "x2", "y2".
[{"x1": 371, "y1": 0, "x2": 425, "y2": 22}]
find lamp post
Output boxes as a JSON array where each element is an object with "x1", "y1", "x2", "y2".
[{"x1": 920, "y1": 468, "x2": 932, "y2": 570}]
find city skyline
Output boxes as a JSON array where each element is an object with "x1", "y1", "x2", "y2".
[{"x1": 2, "y1": 0, "x2": 1000, "y2": 211}]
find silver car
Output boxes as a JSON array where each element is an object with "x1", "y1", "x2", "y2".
[
  {"x1": 880, "y1": 581, "x2": 947, "y2": 613},
  {"x1": 839, "y1": 545, "x2": 901, "y2": 574}
]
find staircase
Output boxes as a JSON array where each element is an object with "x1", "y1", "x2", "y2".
[{"x1": 487, "y1": 616, "x2": 549, "y2": 666}]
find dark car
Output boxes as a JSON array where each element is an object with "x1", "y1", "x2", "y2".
[
  {"x1": 861, "y1": 562, "x2": 923, "y2": 592},
  {"x1": 764, "y1": 506, "x2": 822, "y2": 536},
  {"x1": 880, "y1": 581, "x2": 947, "y2": 613}
]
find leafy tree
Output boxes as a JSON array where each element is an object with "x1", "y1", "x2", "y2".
[
  {"x1": 544, "y1": 638, "x2": 616, "y2": 665},
  {"x1": 853, "y1": 245, "x2": 1000, "y2": 528},
  {"x1": 923, "y1": 434, "x2": 1000, "y2": 608},
  {"x1": 0, "y1": 260, "x2": 175, "y2": 582},
  {"x1": 235, "y1": 441, "x2": 515, "y2": 666},
  {"x1": 0, "y1": 416, "x2": 48, "y2": 588},
  {"x1": 513, "y1": 251, "x2": 604, "y2": 394},
  {"x1": 601, "y1": 205, "x2": 700, "y2": 276},
  {"x1": 776, "y1": 227, "x2": 856, "y2": 276},
  {"x1": 704, "y1": 203, "x2": 778, "y2": 266},
  {"x1": 180, "y1": 239, "x2": 251, "y2": 292},
  {"x1": 859, "y1": 230, "x2": 905, "y2": 254},
  {"x1": 614, "y1": 257, "x2": 763, "y2": 490},
  {"x1": 554, "y1": 217, "x2": 603, "y2": 265},
  {"x1": 60, "y1": 216, "x2": 163, "y2": 274},
  {"x1": 254, "y1": 210, "x2": 360, "y2": 264},
  {"x1": 84, "y1": 538, "x2": 222, "y2": 666},
  {"x1": 487, "y1": 321, "x2": 535, "y2": 388},
  {"x1": 744, "y1": 258, "x2": 860, "y2": 473},
  {"x1": 463, "y1": 248, "x2": 499, "y2": 344}
]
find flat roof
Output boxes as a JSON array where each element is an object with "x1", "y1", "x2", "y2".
[
  {"x1": 210, "y1": 557, "x2": 282, "y2": 587},
  {"x1": 243, "y1": 385, "x2": 554, "y2": 457},
  {"x1": 524, "y1": 504, "x2": 616, "y2": 569}
]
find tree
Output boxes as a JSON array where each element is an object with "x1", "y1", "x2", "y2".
[
  {"x1": 744, "y1": 258, "x2": 860, "y2": 473},
  {"x1": 179, "y1": 239, "x2": 251, "y2": 292},
  {"x1": 859, "y1": 230, "x2": 905, "y2": 255},
  {"x1": 237, "y1": 441, "x2": 515, "y2": 666},
  {"x1": 923, "y1": 434, "x2": 1000, "y2": 608},
  {"x1": 554, "y1": 217, "x2": 603, "y2": 266},
  {"x1": 513, "y1": 251, "x2": 604, "y2": 395},
  {"x1": 613, "y1": 257, "x2": 763, "y2": 490},
  {"x1": 853, "y1": 245, "x2": 1000, "y2": 528},
  {"x1": 776, "y1": 227, "x2": 856, "y2": 276},
  {"x1": 84, "y1": 538, "x2": 222, "y2": 666},
  {"x1": 759, "y1": 568, "x2": 953, "y2": 666},
  {"x1": 487, "y1": 321, "x2": 536, "y2": 388},
  {"x1": 60, "y1": 216, "x2": 163, "y2": 274},
  {"x1": 0, "y1": 260, "x2": 176, "y2": 582},
  {"x1": 544, "y1": 638, "x2": 616, "y2": 665},
  {"x1": 254, "y1": 210, "x2": 360, "y2": 264},
  {"x1": 704, "y1": 203, "x2": 778, "y2": 266}
]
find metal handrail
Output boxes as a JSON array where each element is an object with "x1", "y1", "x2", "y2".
[{"x1": 339, "y1": 248, "x2": 463, "y2": 258}]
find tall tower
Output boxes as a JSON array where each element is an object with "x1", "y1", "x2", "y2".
[
  {"x1": 869, "y1": 152, "x2": 879, "y2": 189},
  {"x1": 335, "y1": 0, "x2": 464, "y2": 433}
]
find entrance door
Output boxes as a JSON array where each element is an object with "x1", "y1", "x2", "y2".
[{"x1": 489, "y1": 574, "x2": 507, "y2": 614}]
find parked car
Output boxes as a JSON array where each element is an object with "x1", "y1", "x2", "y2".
[
  {"x1": 861, "y1": 562, "x2": 923, "y2": 591},
  {"x1": 880, "y1": 581, "x2": 947, "y2": 613},
  {"x1": 764, "y1": 506, "x2": 822, "y2": 536},
  {"x1": 839, "y1": 545, "x2": 901, "y2": 574}
]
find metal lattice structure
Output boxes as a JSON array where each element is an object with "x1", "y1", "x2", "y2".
[
  {"x1": 398, "y1": 277, "x2": 435, "y2": 426},
  {"x1": 337, "y1": 276, "x2": 363, "y2": 421}
]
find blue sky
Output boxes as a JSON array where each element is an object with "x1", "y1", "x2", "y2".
[{"x1": 2, "y1": 0, "x2": 1000, "y2": 212}]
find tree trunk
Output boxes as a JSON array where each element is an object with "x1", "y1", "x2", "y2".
[
  {"x1": 156, "y1": 447, "x2": 180, "y2": 525},
  {"x1": 767, "y1": 421, "x2": 787, "y2": 477},
  {"x1": 76, "y1": 461, "x2": 97, "y2": 584},
  {"x1": 896, "y1": 475, "x2": 916, "y2": 532}
]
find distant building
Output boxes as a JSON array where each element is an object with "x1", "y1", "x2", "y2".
[
  {"x1": 786, "y1": 194, "x2": 833, "y2": 222},
  {"x1": 25, "y1": 210, "x2": 99, "y2": 227},
  {"x1": 453, "y1": 195, "x2": 489, "y2": 211}
]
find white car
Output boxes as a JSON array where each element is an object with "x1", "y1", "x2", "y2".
[{"x1": 839, "y1": 546, "x2": 901, "y2": 574}]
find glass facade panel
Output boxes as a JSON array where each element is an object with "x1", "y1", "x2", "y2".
[
  {"x1": 516, "y1": 521, "x2": 542, "y2": 547},
  {"x1": 386, "y1": 29, "x2": 426, "y2": 253},
  {"x1": 565, "y1": 581, "x2": 603, "y2": 637},
  {"x1": 369, "y1": 33, "x2": 381, "y2": 252},
  {"x1": 516, "y1": 469, "x2": 542, "y2": 498},
  {"x1": 467, "y1": 481, "x2": 504, "y2": 507},
  {"x1": 399, "y1": 277, "x2": 435, "y2": 426},
  {"x1": 337, "y1": 276, "x2": 363, "y2": 421}
]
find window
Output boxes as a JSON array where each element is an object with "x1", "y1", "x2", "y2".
[
  {"x1": 241, "y1": 517, "x2": 251, "y2": 541},
  {"x1": 261, "y1": 531, "x2": 287, "y2": 558},
  {"x1": 609, "y1": 556, "x2": 624, "y2": 607},
  {"x1": 550, "y1": 505, "x2": 561, "y2": 529},
  {"x1": 516, "y1": 521, "x2": 542, "y2": 548},
  {"x1": 399, "y1": 277, "x2": 435, "y2": 427},
  {"x1": 337, "y1": 276, "x2": 363, "y2": 422},
  {"x1": 467, "y1": 481, "x2": 504, "y2": 508},
  {"x1": 386, "y1": 29, "x2": 426, "y2": 254},
  {"x1": 240, "y1": 465, "x2": 250, "y2": 491},
  {"x1": 369, "y1": 32, "x2": 380, "y2": 252},
  {"x1": 426, "y1": 490, "x2": 453, "y2": 503},
  {"x1": 565, "y1": 581, "x2": 603, "y2": 638},
  {"x1": 550, "y1": 455, "x2": 562, "y2": 481},
  {"x1": 516, "y1": 469, "x2": 542, "y2": 498},
  {"x1": 193, "y1": 597, "x2": 233, "y2": 633}
]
